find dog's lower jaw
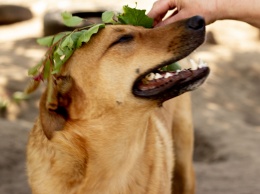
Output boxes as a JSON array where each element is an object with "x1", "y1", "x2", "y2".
[{"x1": 27, "y1": 109, "x2": 173, "y2": 194}]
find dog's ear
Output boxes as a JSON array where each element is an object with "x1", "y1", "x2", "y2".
[{"x1": 40, "y1": 75, "x2": 73, "y2": 139}]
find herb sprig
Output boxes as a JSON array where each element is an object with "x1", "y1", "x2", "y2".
[{"x1": 25, "y1": 6, "x2": 153, "y2": 94}]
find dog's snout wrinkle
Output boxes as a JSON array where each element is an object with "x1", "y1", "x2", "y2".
[{"x1": 187, "y1": 16, "x2": 205, "y2": 30}]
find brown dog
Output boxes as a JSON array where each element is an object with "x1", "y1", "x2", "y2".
[{"x1": 27, "y1": 16, "x2": 209, "y2": 194}]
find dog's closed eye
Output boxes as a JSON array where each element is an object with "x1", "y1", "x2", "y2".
[{"x1": 110, "y1": 34, "x2": 134, "y2": 47}]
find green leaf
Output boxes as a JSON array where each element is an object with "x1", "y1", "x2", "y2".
[
  {"x1": 61, "y1": 11, "x2": 83, "y2": 27},
  {"x1": 43, "y1": 59, "x2": 50, "y2": 79},
  {"x1": 53, "y1": 32, "x2": 70, "y2": 44},
  {"x1": 76, "y1": 24, "x2": 105, "y2": 48},
  {"x1": 55, "y1": 47, "x2": 64, "y2": 55},
  {"x1": 161, "y1": 63, "x2": 181, "y2": 72},
  {"x1": 37, "y1": 36, "x2": 54, "y2": 47},
  {"x1": 61, "y1": 35, "x2": 74, "y2": 49},
  {"x1": 118, "y1": 5, "x2": 153, "y2": 28},
  {"x1": 36, "y1": 32, "x2": 70, "y2": 47},
  {"x1": 52, "y1": 47, "x2": 75, "y2": 74},
  {"x1": 102, "y1": 11, "x2": 117, "y2": 23},
  {"x1": 59, "y1": 31, "x2": 83, "y2": 49},
  {"x1": 13, "y1": 91, "x2": 30, "y2": 101},
  {"x1": 28, "y1": 62, "x2": 42, "y2": 76}
]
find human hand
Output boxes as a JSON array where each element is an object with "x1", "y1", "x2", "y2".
[{"x1": 148, "y1": 0, "x2": 218, "y2": 27}]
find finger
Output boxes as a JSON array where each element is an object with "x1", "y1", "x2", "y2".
[
  {"x1": 147, "y1": 0, "x2": 177, "y2": 19},
  {"x1": 155, "y1": 11, "x2": 188, "y2": 27}
]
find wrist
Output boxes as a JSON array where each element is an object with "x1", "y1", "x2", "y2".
[
  {"x1": 216, "y1": 0, "x2": 258, "y2": 26},
  {"x1": 216, "y1": 0, "x2": 239, "y2": 20}
]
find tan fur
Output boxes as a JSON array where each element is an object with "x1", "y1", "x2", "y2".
[{"x1": 27, "y1": 18, "x2": 202, "y2": 194}]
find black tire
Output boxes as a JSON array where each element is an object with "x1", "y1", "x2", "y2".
[{"x1": 43, "y1": 10, "x2": 104, "y2": 36}]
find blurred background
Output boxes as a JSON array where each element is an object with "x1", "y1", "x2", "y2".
[{"x1": 0, "y1": 0, "x2": 259, "y2": 194}]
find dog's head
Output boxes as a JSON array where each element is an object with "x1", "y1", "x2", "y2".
[{"x1": 40, "y1": 16, "x2": 209, "y2": 138}]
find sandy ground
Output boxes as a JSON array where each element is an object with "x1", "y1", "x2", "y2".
[{"x1": 0, "y1": 1, "x2": 260, "y2": 194}]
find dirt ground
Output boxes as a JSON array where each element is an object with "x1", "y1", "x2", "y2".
[{"x1": 0, "y1": 1, "x2": 260, "y2": 194}]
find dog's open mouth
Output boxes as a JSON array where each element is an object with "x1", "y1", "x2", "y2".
[{"x1": 133, "y1": 58, "x2": 210, "y2": 101}]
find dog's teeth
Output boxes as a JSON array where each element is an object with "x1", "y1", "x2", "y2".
[
  {"x1": 155, "y1": 73, "x2": 163, "y2": 79},
  {"x1": 190, "y1": 59, "x2": 198, "y2": 70},
  {"x1": 198, "y1": 58, "x2": 207, "y2": 68},
  {"x1": 176, "y1": 69, "x2": 181, "y2": 74},
  {"x1": 145, "y1": 73, "x2": 155, "y2": 81},
  {"x1": 164, "y1": 72, "x2": 173, "y2": 78}
]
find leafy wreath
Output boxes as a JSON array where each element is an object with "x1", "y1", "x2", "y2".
[{"x1": 24, "y1": 5, "x2": 180, "y2": 95}]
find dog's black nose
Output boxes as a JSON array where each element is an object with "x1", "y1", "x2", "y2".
[{"x1": 187, "y1": 16, "x2": 205, "y2": 30}]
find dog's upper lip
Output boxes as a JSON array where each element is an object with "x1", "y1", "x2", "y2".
[{"x1": 132, "y1": 58, "x2": 210, "y2": 102}]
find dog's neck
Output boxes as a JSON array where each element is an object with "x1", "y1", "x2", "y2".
[
  {"x1": 51, "y1": 107, "x2": 165, "y2": 192},
  {"x1": 76, "y1": 106, "x2": 153, "y2": 160}
]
